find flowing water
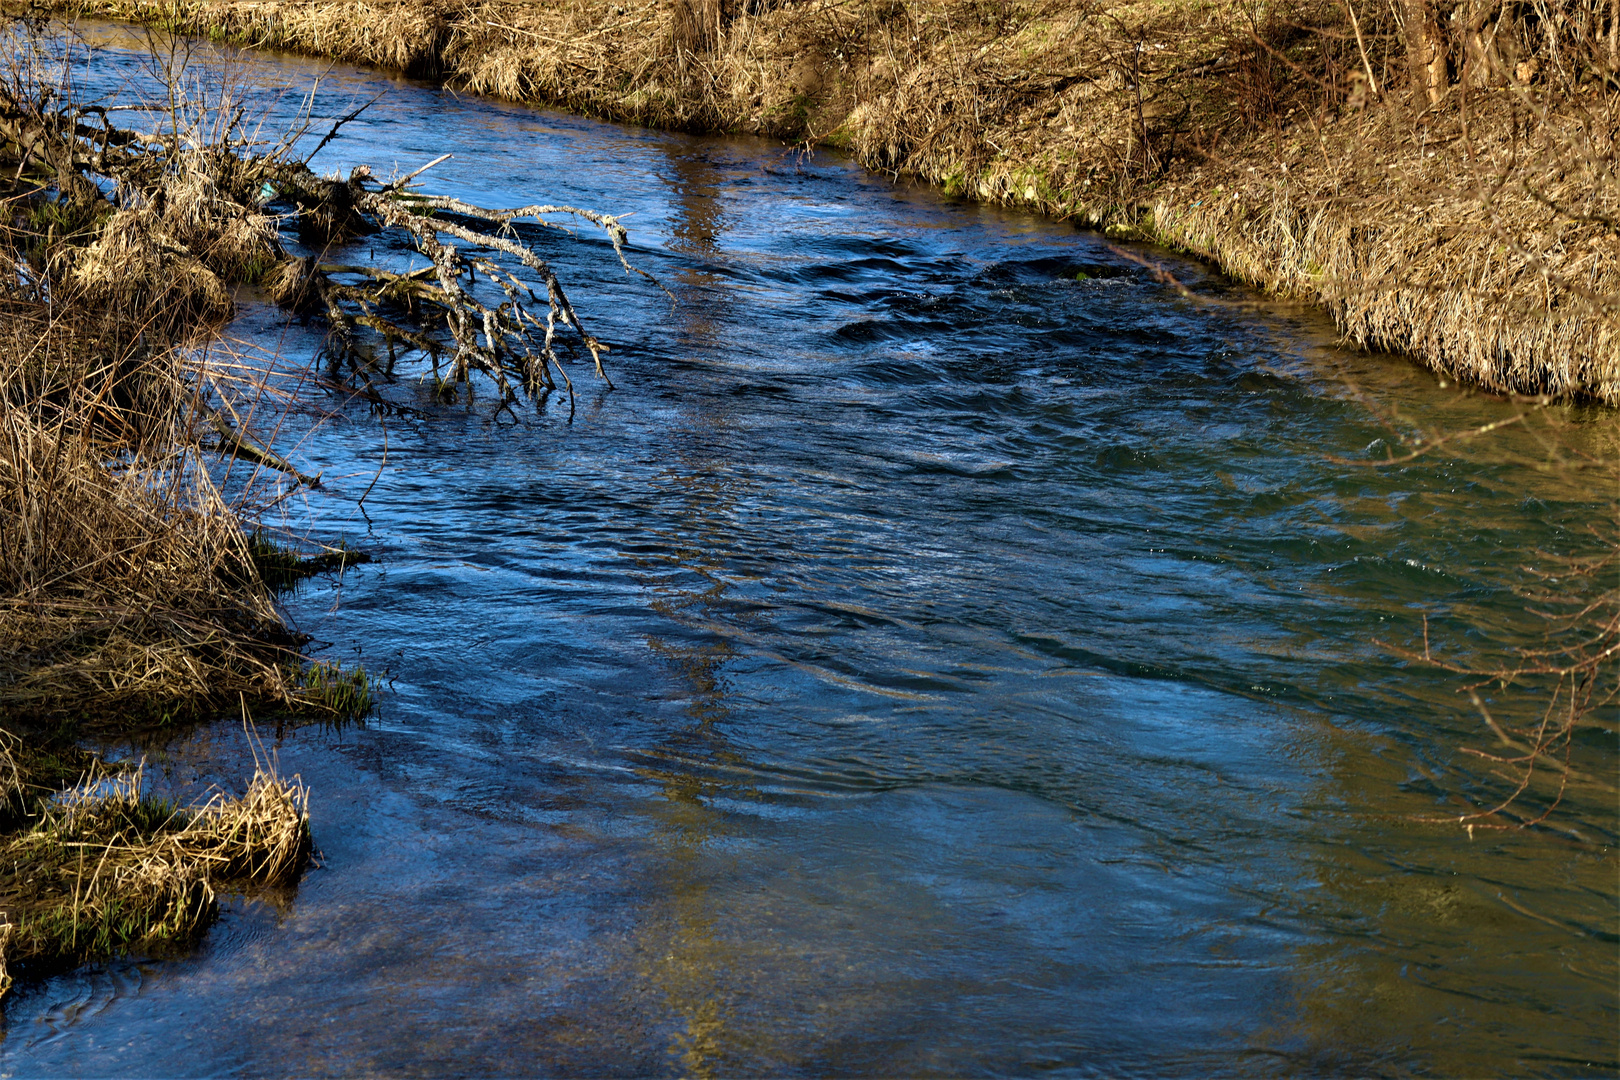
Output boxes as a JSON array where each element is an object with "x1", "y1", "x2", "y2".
[{"x1": 3, "y1": 27, "x2": 1616, "y2": 1076}]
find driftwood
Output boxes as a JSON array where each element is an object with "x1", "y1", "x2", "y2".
[
  {"x1": 0, "y1": 67, "x2": 660, "y2": 422},
  {"x1": 209, "y1": 409, "x2": 323, "y2": 488},
  {"x1": 261, "y1": 155, "x2": 663, "y2": 404}
]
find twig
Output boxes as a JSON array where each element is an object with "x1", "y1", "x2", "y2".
[
  {"x1": 1344, "y1": 0, "x2": 1379, "y2": 97},
  {"x1": 1326, "y1": 413, "x2": 1529, "y2": 467},
  {"x1": 301, "y1": 89, "x2": 386, "y2": 165}
]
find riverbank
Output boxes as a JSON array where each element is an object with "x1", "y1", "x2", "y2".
[
  {"x1": 0, "y1": 27, "x2": 356, "y2": 990},
  {"x1": 0, "y1": 261, "x2": 332, "y2": 993},
  {"x1": 0, "y1": 9, "x2": 668, "y2": 991},
  {"x1": 39, "y1": 0, "x2": 1620, "y2": 403}
]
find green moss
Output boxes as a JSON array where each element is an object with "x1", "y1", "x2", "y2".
[{"x1": 820, "y1": 126, "x2": 854, "y2": 151}]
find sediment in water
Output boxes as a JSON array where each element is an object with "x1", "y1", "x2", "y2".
[{"x1": 46, "y1": 0, "x2": 1620, "y2": 402}]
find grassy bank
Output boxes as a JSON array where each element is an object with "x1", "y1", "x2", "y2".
[
  {"x1": 0, "y1": 8, "x2": 658, "y2": 991},
  {"x1": 0, "y1": 25, "x2": 357, "y2": 993},
  {"x1": 0, "y1": 253, "x2": 335, "y2": 995},
  {"x1": 39, "y1": 0, "x2": 1620, "y2": 403}
]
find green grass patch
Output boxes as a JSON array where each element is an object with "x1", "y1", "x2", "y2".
[{"x1": 296, "y1": 660, "x2": 374, "y2": 721}]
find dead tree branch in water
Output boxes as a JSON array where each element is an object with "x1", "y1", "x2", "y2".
[
  {"x1": 262, "y1": 157, "x2": 660, "y2": 404},
  {"x1": 0, "y1": 49, "x2": 661, "y2": 417},
  {"x1": 1361, "y1": 433, "x2": 1620, "y2": 834}
]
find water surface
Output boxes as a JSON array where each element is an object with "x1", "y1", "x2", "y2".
[{"x1": 2, "y1": 27, "x2": 1615, "y2": 1077}]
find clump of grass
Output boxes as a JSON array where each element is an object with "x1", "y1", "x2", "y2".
[
  {"x1": 247, "y1": 531, "x2": 371, "y2": 592},
  {"x1": 295, "y1": 660, "x2": 374, "y2": 721},
  {"x1": 0, "y1": 370, "x2": 303, "y2": 723},
  {"x1": 0, "y1": 754, "x2": 312, "y2": 998}
]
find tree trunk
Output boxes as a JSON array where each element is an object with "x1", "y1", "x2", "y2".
[{"x1": 1405, "y1": 0, "x2": 1451, "y2": 104}]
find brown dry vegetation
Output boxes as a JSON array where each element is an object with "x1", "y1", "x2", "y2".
[
  {"x1": 37, "y1": 0, "x2": 1620, "y2": 403},
  {"x1": 35, "y1": 0, "x2": 1609, "y2": 833},
  {"x1": 0, "y1": 9, "x2": 662, "y2": 994},
  {"x1": 0, "y1": 753, "x2": 311, "y2": 997},
  {"x1": 0, "y1": 241, "x2": 321, "y2": 1002},
  {"x1": 0, "y1": 102, "x2": 352, "y2": 727},
  {"x1": 0, "y1": 6, "x2": 642, "y2": 721},
  {"x1": 0, "y1": 26, "x2": 357, "y2": 994}
]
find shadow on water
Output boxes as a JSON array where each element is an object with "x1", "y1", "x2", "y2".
[{"x1": 0, "y1": 23, "x2": 1613, "y2": 1078}]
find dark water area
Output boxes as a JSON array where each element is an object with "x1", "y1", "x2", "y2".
[{"x1": 3, "y1": 25, "x2": 1615, "y2": 1076}]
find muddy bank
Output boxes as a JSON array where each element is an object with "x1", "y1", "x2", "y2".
[{"x1": 39, "y1": 0, "x2": 1620, "y2": 403}]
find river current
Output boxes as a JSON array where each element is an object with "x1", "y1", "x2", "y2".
[{"x1": 2, "y1": 26, "x2": 1615, "y2": 1076}]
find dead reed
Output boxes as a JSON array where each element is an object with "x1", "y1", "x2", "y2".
[
  {"x1": 0, "y1": 289, "x2": 332, "y2": 983},
  {"x1": 0, "y1": 8, "x2": 657, "y2": 727},
  {"x1": 0, "y1": 303, "x2": 306, "y2": 722}
]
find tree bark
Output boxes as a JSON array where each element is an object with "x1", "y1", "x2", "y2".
[{"x1": 1405, "y1": 0, "x2": 1451, "y2": 104}]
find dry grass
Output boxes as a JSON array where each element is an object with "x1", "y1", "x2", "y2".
[
  {"x1": 0, "y1": 750, "x2": 311, "y2": 995},
  {"x1": 0, "y1": 299, "x2": 303, "y2": 723},
  {"x1": 0, "y1": 6, "x2": 669, "y2": 997},
  {"x1": 0, "y1": 21, "x2": 407, "y2": 732},
  {"x1": 1141, "y1": 87, "x2": 1620, "y2": 401},
  {"x1": 0, "y1": 300, "x2": 335, "y2": 995},
  {"x1": 71, "y1": 158, "x2": 281, "y2": 327},
  {"x1": 0, "y1": 0, "x2": 1605, "y2": 990},
  {"x1": 0, "y1": 14, "x2": 635, "y2": 733},
  {"x1": 46, "y1": 0, "x2": 1620, "y2": 402},
  {"x1": 0, "y1": 23, "x2": 371, "y2": 994},
  {"x1": 0, "y1": 17, "x2": 647, "y2": 994}
]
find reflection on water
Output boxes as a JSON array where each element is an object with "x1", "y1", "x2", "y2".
[
  {"x1": 639, "y1": 145, "x2": 758, "y2": 1077},
  {"x1": 1, "y1": 25, "x2": 1614, "y2": 1077}
]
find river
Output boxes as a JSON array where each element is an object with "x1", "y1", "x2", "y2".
[{"x1": 1, "y1": 24, "x2": 1614, "y2": 1076}]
